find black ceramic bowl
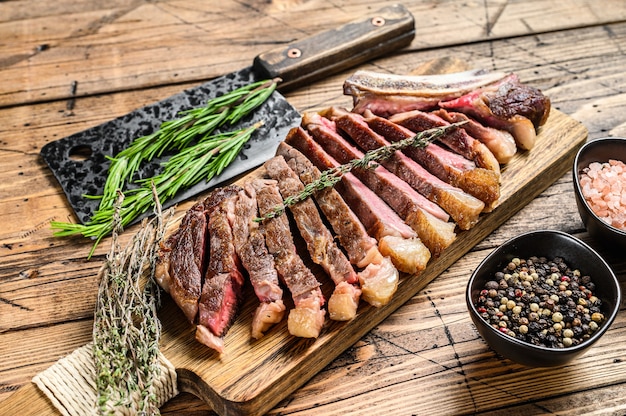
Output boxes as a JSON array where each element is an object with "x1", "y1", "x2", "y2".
[
  {"x1": 466, "y1": 230, "x2": 620, "y2": 367},
  {"x1": 573, "y1": 137, "x2": 626, "y2": 252}
]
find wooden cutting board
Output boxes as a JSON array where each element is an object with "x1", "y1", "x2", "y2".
[
  {"x1": 160, "y1": 108, "x2": 587, "y2": 416},
  {"x1": 0, "y1": 64, "x2": 588, "y2": 416}
]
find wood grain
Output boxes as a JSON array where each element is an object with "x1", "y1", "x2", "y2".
[
  {"x1": 3, "y1": 0, "x2": 626, "y2": 107},
  {"x1": 2, "y1": 1, "x2": 626, "y2": 415}
]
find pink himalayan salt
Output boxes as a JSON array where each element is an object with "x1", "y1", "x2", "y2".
[{"x1": 579, "y1": 159, "x2": 626, "y2": 231}]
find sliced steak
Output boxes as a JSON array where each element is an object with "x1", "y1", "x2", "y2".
[
  {"x1": 276, "y1": 138, "x2": 382, "y2": 269},
  {"x1": 232, "y1": 184, "x2": 285, "y2": 339},
  {"x1": 433, "y1": 109, "x2": 517, "y2": 164},
  {"x1": 196, "y1": 185, "x2": 245, "y2": 353},
  {"x1": 388, "y1": 109, "x2": 501, "y2": 175},
  {"x1": 284, "y1": 126, "x2": 430, "y2": 276},
  {"x1": 156, "y1": 201, "x2": 207, "y2": 324},
  {"x1": 438, "y1": 73, "x2": 551, "y2": 150},
  {"x1": 265, "y1": 155, "x2": 361, "y2": 321},
  {"x1": 365, "y1": 114, "x2": 500, "y2": 210},
  {"x1": 302, "y1": 112, "x2": 455, "y2": 257},
  {"x1": 335, "y1": 110, "x2": 485, "y2": 230},
  {"x1": 252, "y1": 179, "x2": 325, "y2": 338}
]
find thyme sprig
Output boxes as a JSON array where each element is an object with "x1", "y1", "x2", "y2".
[
  {"x1": 51, "y1": 78, "x2": 278, "y2": 257},
  {"x1": 93, "y1": 185, "x2": 173, "y2": 415},
  {"x1": 255, "y1": 121, "x2": 467, "y2": 222}
]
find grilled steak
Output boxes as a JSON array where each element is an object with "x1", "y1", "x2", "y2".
[
  {"x1": 156, "y1": 201, "x2": 207, "y2": 324},
  {"x1": 264, "y1": 155, "x2": 361, "y2": 321},
  {"x1": 284, "y1": 126, "x2": 430, "y2": 276},
  {"x1": 364, "y1": 114, "x2": 500, "y2": 210},
  {"x1": 252, "y1": 179, "x2": 326, "y2": 337},
  {"x1": 302, "y1": 112, "x2": 455, "y2": 257},
  {"x1": 433, "y1": 109, "x2": 517, "y2": 164},
  {"x1": 438, "y1": 73, "x2": 551, "y2": 150},
  {"x1": 232, "y1": 184, "x2": 285, "y2": 339},
  {"x1": 276, "y1": 140, "x2": 405, "y2": 307},
  {"x1": 388, "y1": 109, "x2": 501, "y2": 175},
  {"x1": 196, "y1": 186, "x2": 245, "y2": 352},
  {"x1": 334, "y1": 110, "x2": 485, "y2": 230},
  {"x1": 277, "y1": 138, "x2": 381, "y2": 268}
]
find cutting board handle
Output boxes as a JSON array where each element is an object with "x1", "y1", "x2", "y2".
[{"x1": 253, "y1": 4, "x2": 415, "y2": 91}]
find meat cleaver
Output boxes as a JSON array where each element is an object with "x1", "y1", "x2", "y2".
[{"x1": 40, "y1": 4, "x2": 415, "y2": 224}]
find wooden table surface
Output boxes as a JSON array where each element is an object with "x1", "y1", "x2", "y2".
[{"x1": 2, "y1": 1, "x2": 626, "y2": 414}]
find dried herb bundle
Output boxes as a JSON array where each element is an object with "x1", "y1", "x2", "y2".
[{"x1": 93, "y1": 188, "x2": 173, "y2": 415}]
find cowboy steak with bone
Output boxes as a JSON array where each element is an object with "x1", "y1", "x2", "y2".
[{"x1": 155, "y1": 69, "x2": 551, "y2": 353}]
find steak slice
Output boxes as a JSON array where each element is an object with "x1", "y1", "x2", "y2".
[
  {"x1": 284, "y1": 127, "x2": 430, "y2": 277},
  {"x1": 438, "y1": 73, "x2": 551, "y2": 150},
  {"x1": 156, "y1": 201, "x2": 207, "y2": 324},
  {"x1": 196, "y1": 185, "x2": 245, "y2": 353},
  {"x1": 276, "y1": 140, "x2": 403, "y2": 308},
  {"x1": 302, "y1": 112, "x2": 455, "y2": 257},
  {"x1": 232, "y1": 184, "x2": 285, "y2": 339},
  {"x1": 334, "y1": 110, "x2": 485, "y2": 230},
  {"x1": 388, "y1": 109, "x2": 501, "y2": 175},
  {"x1": 365, "y1": 114, "x2": 500, "y2": 210},
  {"x1": 252, "y1": 179, "x2": 325, "y2": 338}
]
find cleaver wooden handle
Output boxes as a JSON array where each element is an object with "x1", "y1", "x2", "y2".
[{"x1": 253, "y1": 4, "x2": 415, "y2": 91}]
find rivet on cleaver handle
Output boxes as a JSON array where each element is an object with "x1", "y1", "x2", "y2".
[{"x1": 254, "y1": 4, "x2": 415, "y2": 91}]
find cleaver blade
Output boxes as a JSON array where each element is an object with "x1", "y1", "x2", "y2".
[{"x1": 40, "y1": 4, "x2": 415, "y2": 224}]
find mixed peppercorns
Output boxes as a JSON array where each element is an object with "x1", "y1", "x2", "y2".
[{"x1": 474, "y1": 256, "x2": 606, "y2": 348}]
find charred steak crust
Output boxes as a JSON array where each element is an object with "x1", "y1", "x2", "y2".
[
  {"x1": 276, "y1": 139, "x2": 379, "y2": 268},
  {"x1": 264, "y1": 155, "x2": 357, "y2": 286},
  {"x1": 158, "y1": 200, "x2": 208, "y2": 324}
]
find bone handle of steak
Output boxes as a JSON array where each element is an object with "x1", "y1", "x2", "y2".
[
  {"x1": 283, "y1": 128, "x2": 430, "y2": 276},
  {"x1": 252, "y1": 179, "x2": 325, "y2": 338}
]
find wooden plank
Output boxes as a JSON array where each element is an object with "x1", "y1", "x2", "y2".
[
  {"x1": 2, "y1": 18, "x2": 626, "y2": 416},
  {"x1": 3, "y1": 0, "x2": 626, "y2": 107}
]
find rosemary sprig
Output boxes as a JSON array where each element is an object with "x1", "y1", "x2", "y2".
[
  {"x1": 97, "y1": 78, "x2": 278, "y2": 211},
  {"x1": 52, "y1": 122, "x2": 262, "y2": 258},
  {"x1": 93, "y1": 185, "x2": 173, "y2": 415},
  {"x1": 51, "y1": 79, "x2": 278, "y2": 257},
  {"x1": 255, "y1": 121, "x2": 467, "y2": 222}
]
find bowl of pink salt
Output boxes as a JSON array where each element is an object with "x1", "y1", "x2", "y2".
[{"x1": 573, "y1": 137, "x2": 626, "y2": 251}]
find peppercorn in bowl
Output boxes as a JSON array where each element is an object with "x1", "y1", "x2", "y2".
[
  {"x1": 573, "y1": 137, "x2": 626, "y2": 252},
  {"x1": 466, "y1": 230, "x2": 620, "y2": 367}
]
